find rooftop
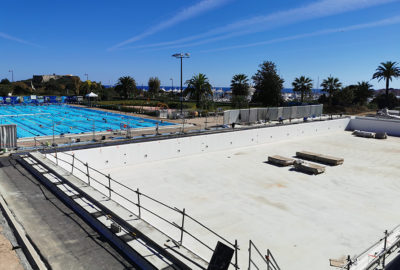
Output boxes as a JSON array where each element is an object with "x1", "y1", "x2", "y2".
[{"x1": 93, "y1": 131, "x2": 400, "y2": 269}]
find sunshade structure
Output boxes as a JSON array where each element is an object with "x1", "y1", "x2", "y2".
[
  {"x1": 86, "y1": 92, "x2": 98, "y2": 98},
  {"x1": 86, "y1": 92, "x2": 98, "y2": 106}
]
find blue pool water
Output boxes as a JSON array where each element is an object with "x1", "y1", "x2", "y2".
[{"x1": 0, "y1": 104, "x2": 174, "y2": 138}]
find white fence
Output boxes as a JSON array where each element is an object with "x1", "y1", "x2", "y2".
[{"x1": 223, "y1": 105, "x2": 324, "y2": 125}]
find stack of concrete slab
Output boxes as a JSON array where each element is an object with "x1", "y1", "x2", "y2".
[
  {"x1": 296, "y1": 151, "x2": 344, "y2": 166},
  {"x1": 267, "y1": 155, "x2": 326, "y2": 175},
  {"x1": 268, "y1": 155, "x2": 295, "y2": 166},
  {"x1": 293, "y1": 160, "x2": 325, "y2": 175},
  {"x1": 352, "y1": 130, "x2": 375, "y2": 138},
  {"x1": 375, "y1": 132, "x2": 388, "y2": 139},
  {"x1": 352, "y1": 130, "x2": 388, "y2": 140}
]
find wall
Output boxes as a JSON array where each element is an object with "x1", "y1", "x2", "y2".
[
  {"x1": 66, "y1": 118, "x2": 350, "y2": 170},
  {"x1": 346, "y1": 117, "x2": 400, "y2": 136}
]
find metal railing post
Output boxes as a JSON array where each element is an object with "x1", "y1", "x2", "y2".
[
  {"x1": 137, "y1": 188, "x2": 141, "y2": 218},
  {"x1": 55, "y1": 147, "x2": 58, "y2": 165},
  {"x1": 108, "y1": 174, "x2": 111, "y2": 198},
  {"x1": 347, "y1": 255, "x2": 351, "y2": 270},
  {"x1": 382, "y1": 230, "x2": 388, "y2": 267},
  {"x1": 248, "y1": 240, "x2": 252, "y2": 270},
  {"x1": 71, "y1": 154, "x2": 75, "y2": 174},
  {"x1": 180, "y1": 208, "x2": 186, "y2": 245},
  {"x1": 235, "y1": 239, "x2": 239, "y2": 270},
  {"x1": 86, "y1": 162, "x2": 90, "y2": 185}
]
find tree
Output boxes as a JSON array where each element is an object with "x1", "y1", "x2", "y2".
[
  {"x1": 148, "y1": 77, "x2": 161, "y2": 97},
  {"x1": 184, "y1": 73, "x2": 212, "y2": 108},
  {"x1": 0, "y1": 78, "x2": 10, "y2": 85},
  {"x1": 81, "y1": 80, "x2": 91, "y2": 95},
  {"x1": 372, "y1": 93, "x2": 399, "y2": 109},
  {"x1": 321, "y1": 76, "x2": 342, "y2": 105},
  {"x1": 372, "y1": 61, "x2": 400, "y2": 106},
  {"x1": 13, "y1": 82, "x2": 31, "y2": 95},
  {"x1": 292, "y1": 76, "x2": 313, "y2": 103},
  {"x1": 68, "y1": 76, "x2": 82, "y2": 95},
  {"x1": 115, "y1": 76, "x2": 137, "y2": 99},
  {"x1": 354, "y1": 81, "x2": 374, "y2": 105},
  {"x1": 333, "y1": 85, "x2": 355, "y2": 106},
  {"x1": 251, "y1": 61, "x2": 284, "y2": 106},
  {"x1": 231, "y1": 74, "x2": 250, "y2": 108}
]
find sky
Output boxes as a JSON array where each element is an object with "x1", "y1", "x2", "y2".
[{"x1": 1, "y1": 0, "x2": 400, "y2": 89}]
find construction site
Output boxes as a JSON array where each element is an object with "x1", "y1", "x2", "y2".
[{"x1": 0, "y1": 105, "x2": 400, "y2": 270}]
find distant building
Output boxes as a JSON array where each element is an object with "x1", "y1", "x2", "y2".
[{"x1": 32, "y1": 74, "x2": 73, "y2": 84}]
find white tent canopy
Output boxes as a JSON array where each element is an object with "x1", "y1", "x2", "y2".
[{"x1": 86, "y1": 92, "x2": 98, "y2": 98}]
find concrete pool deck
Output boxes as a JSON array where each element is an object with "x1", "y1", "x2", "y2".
[{"x1": 67, "y1": 130, "x2": 400, "y2": 269}]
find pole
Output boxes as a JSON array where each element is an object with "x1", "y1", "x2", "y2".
[
  {"x1": 108, "y1": 174, "x2": 111, "y2": 198},
  {"x1": 248, "y1": 240, "x2": 251, "y2": 270},
  {"x1": 55, "y1": 146, "x2": 58, "y2": 165},
  {"x1": 382, "y1": 230, "x2": 388, "y2": 267},
  {"x1": 92, "y1": 119, "x2": 95, "y2": 141},
  {"x1": 137, "y1": 188, "x2": 141, "y2": 218},
  {"x1": 86, "y1": 162, "x2": 90, "y2": 185},
  {"x1": 180, "y1": 208, "x2": 185, "y2": 245},
  {"x1": 235, "y1": 239, "x2": 239, "y2": 270},
  {"x1": 180, "y1": 57, "x2": 183, "y2": 115},
  {"x1": 71, "y1": 154, "x2": 75, "y2": 174},
  {"x1": 347, "y1": 255, "x2": 351, "y2": 270},
  {"x1": 52, "y1": 120, "x2": 55, "y2": 146}
]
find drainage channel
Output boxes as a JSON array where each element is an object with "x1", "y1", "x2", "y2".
[{"x1": 16, "y1": 152, "x2": 209, "y2": 270}]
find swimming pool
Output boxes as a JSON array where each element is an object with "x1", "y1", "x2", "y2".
[{"x1": 0, "y1": 104, "x2": 175, "y2": 138}]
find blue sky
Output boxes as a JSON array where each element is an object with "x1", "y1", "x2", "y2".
[{"x1": 1, "y1": 0, "x2": 400, "y2": 89}]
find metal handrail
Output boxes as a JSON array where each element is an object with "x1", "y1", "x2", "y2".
[
  {"x1": 248, "y1": 240, "x2": 280, "y2": 270},
  {"x1": 45, "y1": 150, "x2": 240, "y2": 269},
  {"x1": 340, "y1": 225, "x2": 400, "y2": 270}
]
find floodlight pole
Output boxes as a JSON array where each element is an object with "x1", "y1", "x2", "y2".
[
  {"x1": 84, "y1": 73, "x2": 89, "y2": 81},
  {"x1": 8, "y1": 70, "x2": 13, "y2": 82},
  {"x1": 172, "y1": 53, "x2": 190, "y2": 114},
  {"x1": 170, "y1": 78, "x2": 173, "y2": 90}
]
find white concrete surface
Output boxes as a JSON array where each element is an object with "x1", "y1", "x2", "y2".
[{"x1": 54, "y1": 124, "x2": 400, "y2": 270}]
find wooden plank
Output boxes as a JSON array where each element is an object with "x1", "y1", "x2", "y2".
[
  {"x1": 268, "y1": 155, "x2": 295, "y2": 166},
  {"x1": 293, "y1": 161, "x2": 325, "y2": 175},
  {"x1": 296, "y1": 151, "x2": 343, "y2": 166}
]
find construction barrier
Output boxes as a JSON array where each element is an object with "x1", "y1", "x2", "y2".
[
  {"x1": 0, "y1": 124, "x2": 17, "y2": 149},
  {"x1": 223, "y1": 104, "x2": 323, "y2": 125}
]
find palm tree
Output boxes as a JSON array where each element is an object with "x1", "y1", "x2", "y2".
[
  {"x1": 321, "y1": 76, "x2": 342, "y2": 105},
  {"x1": 115, "y1": 76, "x2": 136, "y2": 99},
  {"x1": 292, "y1": 76, "x2": 313, "y2": 103},
  {"x1": 231, "y1": 74, "x2": 250, "y2": 97},
  {"x1": 185, "y1": 73, "x2": 212, "y2": 108},
  {"x1": 354, "y1": 81, "x2": 374, "y2": 105},
  {"x1": 231, "y1": 74, "x2": 250, "y2": 108},
  {"x1": 372, "y1": 61, "x2": 400, "y2": 106}
]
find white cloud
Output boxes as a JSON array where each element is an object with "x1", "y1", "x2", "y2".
[
  {"x1": 108, "y1": 0, "x2": 232, "y2": 51},
  {"x1": 199, "y1": 15, "x2": 400, "y2": 52},
  {"x1": 130, "y1": 0, "x2": 399, "y2": 50},
  {"x1": 0, "y1": 32, "x2": 42, "y2": 47}
]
